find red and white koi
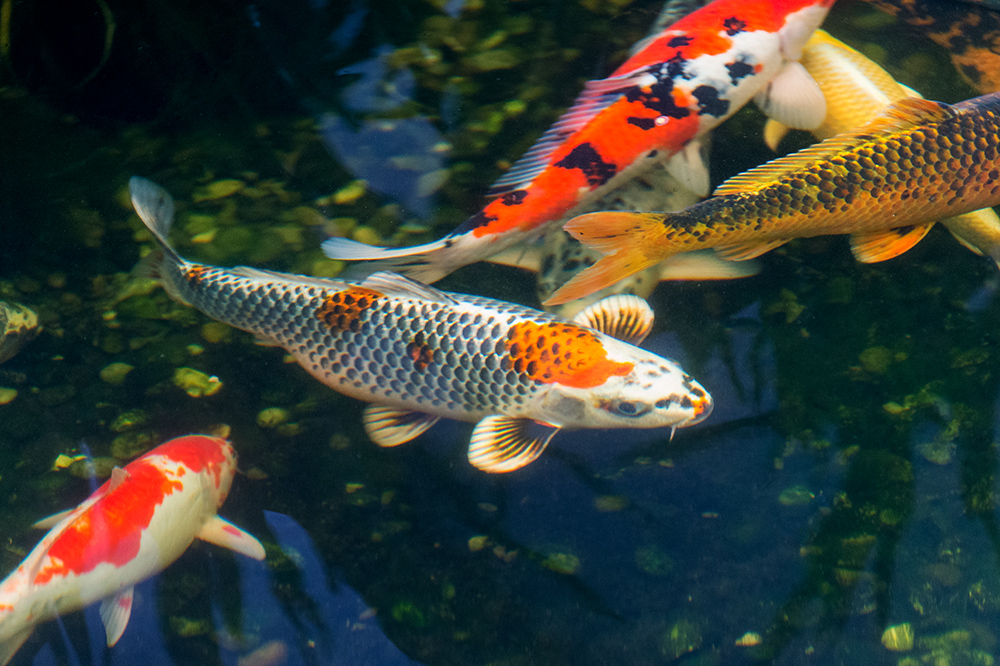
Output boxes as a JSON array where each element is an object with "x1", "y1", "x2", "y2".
[
  {"x1": 0, "y1": 435, "x2": 265, "y2": 665},
  {"x1": 322, "y1": 0, "x2": 834, "y2": 283},
  {"x1": 131, "y1": 178, "x2": 712, "y2": 475}
]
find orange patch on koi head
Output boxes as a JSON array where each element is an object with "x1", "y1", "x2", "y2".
[
  {"x1": 316, "y1": 287, "x2": 383, "y2": 333},
  {"x1": 504, "y1": 321, "x2": 633, "y2": 389}
]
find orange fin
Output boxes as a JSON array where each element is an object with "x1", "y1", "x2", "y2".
[
  {"x1": 468, "y1": 416, "x2": 558, "y2": 473},
  {"x1": 572, "y1": 294, "x2": 654, "y2": 345},
  {"x1": 849, "y1": 223, "x2": 934, "y2": 263},
  {"x1": 714, "y1": 239, "x2": 789, "y2": 261}
]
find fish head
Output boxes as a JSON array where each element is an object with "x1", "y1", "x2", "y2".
[
  {"x1": 154, "y1": 434, "x2": 238, "y2": 508},
  {"x1": 776, "y1": 0, "x2": 836, "y2": 61},
  {"x1": 534, "y1": 335, "x2": 712, "y2": 432}
]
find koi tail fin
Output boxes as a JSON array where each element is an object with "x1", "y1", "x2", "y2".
[
  {"x1": 544, "y1": 212, "x2": 668, "y2": 306},
  {"x1": 321, "y1": 236, "x2": 457, "y2": 284}
]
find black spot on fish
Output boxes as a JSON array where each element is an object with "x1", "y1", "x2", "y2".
[
  {"x1": 500, "y1": 190, "x2": 528, "y2": 206},
  {"x1": 625, "y1": 64, "x2": 691, "y2": 120},
  {"x1": 664, "y1": 53, "x2": 688, "y2": 80},
  {"x1": 726, "y1": 58, "x2": 755, "y2": 85},
  {"x1": 667, "y1": 35, "x2": 692, "y2": 47},
  {"x1": 723, "y1": 16, "x2": 747, "y2": 36},
  {"x1": 692, "y1": 85, "x2": 729, "y2": 118},
  {"x1": 553, "y1": 143, "x2": 617, "y2": 187},
  {"x1": 459, "y1": 210, "x2": 500, "y2": 232},
  {"x1": 627, "y1": 117, "x2": 657, "y2": 130}
]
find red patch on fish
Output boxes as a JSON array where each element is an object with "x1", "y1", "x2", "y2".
[
  {"x1": 316, "y1": 287, "x2": 384, "y2": 333},
  {"x1": 503, "y1": 321, "x2": 633, "y2": 389}
]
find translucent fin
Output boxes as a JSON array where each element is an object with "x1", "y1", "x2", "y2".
[
  {"x1": 849, "y1": 224, "x2": 934, "y2": 263},
  {"x1": 321, "y1": 236, "x2": 455, "y2": 284},
  {"x1": 656, "y1": 251, "x2": 762, "y2": 280},
  {"x1": 129, "y1": 177, "x2": 183, "y2": 265},
  {"x1": 572, "y1": 294, "x2": 655, "y2": 345},
  {"x1": 714, "y1": 239, "x2": 789, "y2": 261},
  {"x1": 32, "y1": 508, "x2": 75, "y2": 530},
  {"x1": 363, "y1": 405, "x2": 441, "y2": 447},
  {"x1": 664, "y1": 137, "x2": 711, "y2": 197},
  {"x1": 483, "y1": 243, "x2": 544, "y2": 272},
  {"x1": 100, "y1": 586, "x2": 134, "y2": 646},
  {"x1": 108, "y1": 466, "x2": 129, "y2": 491},
  {"x1": 196, "y1": 516, "x2": 266, "y2": 560},
  {"x1": 468, "y1": 416, "x2": 559, "y2": 473},
  {"x1": 753, "y1": 60, "x2": 827, "y2": 131},
  {"x1": 763, "y1": 119, "x2": 791, "y2": 151},
  {"x1": 359, "y1": 271, "x2": 457, "y2": 304},
  {"x1": 0, "y1": 626, "x2": 34, "y2": 666},
  {"x1": 488, "y1": 69, "x2": 652, "y2": 195}
]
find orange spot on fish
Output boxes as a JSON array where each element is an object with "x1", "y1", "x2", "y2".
[
  {"x1": 504, "y1": 321, "x2": 633, "y2": 389},
  {"x1": 316, "y1": 287, "x2": 384, "y2": 333},
  {"x1": 406, "y1": 332, "x2": 435, "y2": 371},
  {"x1": 184, "y1": 265, "x2": 212, "y2": 287}
]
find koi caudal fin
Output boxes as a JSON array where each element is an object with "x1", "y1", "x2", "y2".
[{"x1": 544, "y1": 212, "x2": 668, "y2": 306}]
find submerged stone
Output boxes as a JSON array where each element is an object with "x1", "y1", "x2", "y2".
[
  {"x1": 173, "y1": 367, "x2": 223, "y2": 397},
  {"x1": 99, "y1": 362, "x2": 134, "y2": 386}
]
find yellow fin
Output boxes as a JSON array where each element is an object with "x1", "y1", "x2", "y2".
[
  {"x1": 547, "y1": 212, "x2": 673, "y2": 305},
  {"x1": 714, "y1": 239, "x2": 789, "y2": 261},
  {"x1": 363, "y1": 405, "x2": 440, "y2": 447},
  {"x1": 468, "y1": 416, "x2": 558, "y2": 473},
  {"x1": 715, "y1": 96, "x2": 956, "y2": 197},
  {"x1": 849, "y1": 223, "x2": 934, "y2": 263}
]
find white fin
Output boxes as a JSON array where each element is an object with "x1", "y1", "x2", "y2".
[
  {"x1": 129, "y1": 177, "x2": 183, "y2": 265},
  {"x1": 849, "y1": 224, "x2": 933, "y2": 263},
  {"x1": 715, "y1": 239, "x2": 789, "y2": 261},
  {"x1": 196, "y1": 516, "x2": 266, "y2": 560},
  {"x1": 363, "y1": 405, "x2": 440, "y2": 447},
  {"x1": 468, "y1": 416, "x2": 559, "y2": 473},
  {"x1": 100, "y1": 586, "x2": 134, "y2": 646},
  {"x1": 0, "y1": 626, "x2": 34, "y2": 666},
  {"x1": 488, "y1": 68, "x2": 654, "y2": 195},
  {"x1": 483, "y1": 244, "x2": 543, "y2": 272},
  {"x1": 664, "y1": 137, "x2": 711, "y2": 197},
  {"x1": 358, "y1": 271, "x2": 457, "y2": 304},
  {"x1": 573, "y1": 294, "x2": 655, "y2": 345},
  {"x1": 32, "y1": 508, "x2": 75, "y2": 530},
  {"x1": 657, "y1": 251, "x2": 762, "y2": 280},
  {"x1": 753, "y1": 60, "x2": 826, "y2": 130},
  {"x1": 321, "y1": 236, "x2": 455, "y2": 284}
]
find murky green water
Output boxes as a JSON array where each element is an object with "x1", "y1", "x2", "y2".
[{"x1": 3, "y1": 0, "x2": 1000, "y2": 664}]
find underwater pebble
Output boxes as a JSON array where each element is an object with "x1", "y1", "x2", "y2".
[
  {"x1": 468, "y1": 535, "x2": 489, "y2": 552},
  {"x1": 52, "y1": 453, "x2": 86, "y2": 470},
  {"x1": 778, "y1": 485, "x2": 814, "y2": 506},
  {"x1": 256, "y1": 407, "x2": 290, "y2": 428},
  {"x1": 593, "y1": 495, "x2": 629, "y2": 512},
  {"x1": 882, "y1": 623, "x2": 914, "y2": 651},
  {"x1": 110, "y1": 409, "x2": 148, "y2": 432},
  {"x1": 332, "y1": 179, "x2": 367, "y2": 204},
  {"x1": 200, "y1": 322, "x2": 231, "y2": 344},
  {"x1": 352, "y1": 226, "x2": 382, "y2": 245},
  {"x1": 735, "y1": 632, "x2": 762, "y2": 647},
  {"x1": 0, "y1": 387, "x2": 17, "y2": 404},
  {"x1": 541, "y1": 552, "x2": 580, "y2": 575},
  {"x1": 192, "y1": 179, "x2": 244, "y2": 202},
  {"x1": 859, "y1": 346, "x2": 893, "y2": 374},
  {"x1": 99, "y1": 362, "x2": 134, "y2": 386},
  {"x1": 661, "y1": 619, "x2": 703, "y2": 660},
  {"x1": 111, "y1": 431, "x2": 157, "y2": 460},
  {"x1": 69, "y1": 456, "x2": 116, "y2": 479},
  {"x1": 173, "y1": 367, "x2": 223, "y2": 397}
]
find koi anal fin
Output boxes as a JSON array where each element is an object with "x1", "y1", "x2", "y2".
[
  {"x1": 545, "y1": 212, "x2": 667, "y2": 305},
  {"x1": 99, "y1": 586, "x2": 134, "y2": 647}
]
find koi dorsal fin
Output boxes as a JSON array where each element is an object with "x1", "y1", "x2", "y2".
[
  {"x1": 488, "y1": 69, "x2": 650, "y2": 195},
  {"x1": 572, "y1": 294, "x2": 654, "y2": 345},
  {"x1": 359, "y1": 271, "x2": 458, "y2": 304},
  {"x1": 714, "y1": 97, "x2": 957, "y2": 197}
]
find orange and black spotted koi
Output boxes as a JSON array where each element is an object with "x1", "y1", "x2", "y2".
[
  {"x1": 322, "y1": 0, "x2": 834, "y2": 285},
  {"x1": 131, "y1": 178, "x2": 712, "y2": 474},
  {"x1": 548, "y1": 91, "x2": 1000, "y2": 304}
]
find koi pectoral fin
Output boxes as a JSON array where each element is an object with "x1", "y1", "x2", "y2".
[
  {"x1": 849, "y1": 223, "x2": 934, "y2": 263},
  {"x1": 468, "y1": 416, "x2": 559, "y2": 473},
  {"x1": 100, "y1": 586, "x2": 134, "y2": 647},
  {"x1": 363, "y1": 406, "x2": 441, "y2": 447},
  {"x1": 197, "y1": 516, "x2": 266, "y2": 561},
  {"x1": 754, "y1": 60, "x2": 826, "y2": 131}
]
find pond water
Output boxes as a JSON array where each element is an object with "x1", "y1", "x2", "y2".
[{"x1": 3, "y1": 0, "x2": 1000, "y2": 664}]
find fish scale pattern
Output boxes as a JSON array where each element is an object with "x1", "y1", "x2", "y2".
[
  {"x1": 661, "y1": 94, "x2": 1000, "y2": 246},
  {"x1": 162, "y1": 263, "x2": 639, "y2": 421}
]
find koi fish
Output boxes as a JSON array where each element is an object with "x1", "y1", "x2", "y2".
[
  {"x1": 0, "y1": 435, "x2": 265, "y2": 666},
  {"x1": 0, "y1": 301, "x2": 39, "y2": 365},
  {"x1": 547, "y1": 90, "x2": 1000, "y2": 304},
  {"x1": 321, "y1": 0, "x2": 833, "y2": 283},
  {"x1": 763, "y1": 29, "x2": 1000, "y2": 268},
  {"x1": 130, "y1": 177, "x2": 712, "y2": 474}
]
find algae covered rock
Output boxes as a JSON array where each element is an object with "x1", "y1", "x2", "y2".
[{"x1": 0, "y1": 301, "x2": 40, "y2": 365}]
